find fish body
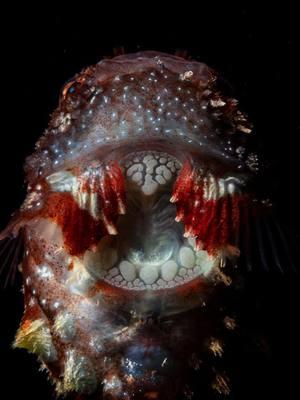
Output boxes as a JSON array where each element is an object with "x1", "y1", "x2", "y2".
[{"x1": 1, "y1": 52, "x2": 282, "y2": 399}]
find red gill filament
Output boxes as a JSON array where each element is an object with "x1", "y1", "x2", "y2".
[{"x1": 171, "y1": 160, "x2": 251, "y2": 255}]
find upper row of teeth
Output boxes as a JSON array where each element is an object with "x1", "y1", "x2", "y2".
[{"x1": 123, "y1": 151, "x2": 181, "y2": 196}]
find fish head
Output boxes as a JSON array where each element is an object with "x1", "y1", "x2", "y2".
[{"x1": 2, "y1": 52, "x2": 257, "y2": 399}]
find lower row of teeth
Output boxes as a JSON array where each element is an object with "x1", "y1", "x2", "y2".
[{"x1": 78, "y1": 238, "x2": 218, "y2": 291}]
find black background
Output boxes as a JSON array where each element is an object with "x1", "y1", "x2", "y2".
[{"x1": 0, "y1": 3, "x2": 299, "y2": 399}]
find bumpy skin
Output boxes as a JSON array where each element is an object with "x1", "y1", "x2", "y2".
[{"x1": 2, "y1": 52, "x2": 260, "y2": 399}]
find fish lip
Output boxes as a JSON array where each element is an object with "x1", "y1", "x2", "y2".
[
  {"x1": 35, "y1": 135, "x2": 241, "y2": 183},
  {"x1": 89, "y1": 136, "x2": 240, "y2": 172},
  {"x1": 59, "y1": 135, "x2": 239, "y2": 176},
  {"x1": 87, "y1": 276, "x2": 208, "y2": 319}
]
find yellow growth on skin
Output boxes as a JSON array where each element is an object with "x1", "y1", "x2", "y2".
[
  {"x1": 214, "y1": 267, "x2": 232, "y2": 286},
  {"x1": 209, "y1": 338, "x2": 224, "y2": 357},
  {"x1": 13, "y1": 318, "x2": 56, "y2": 361},
  {"x1": 54, "y1": 311, "x2": 76, "y2": 341},
  {"x1": 63, "y1": 350, "x2": 96, "y2": 394},
  {"x1": 223, "y1": 316, "x2": 237, "y2": 330},
  {"x1": 212, "y1": 373, "x2": 230, "y2": 395}
]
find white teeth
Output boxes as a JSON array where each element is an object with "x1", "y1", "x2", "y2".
[
  {"x1": 159, "y1": 157, "x2": 167, "y2": 164},
  {"x1": 114, "y1": 275, "x2": 123, "y2": 283},
  {"x1": 119, "y1": 261, "x2": 136, "y2": 282},
  {"x1": 167, "y1": 281, "x2": 176, "y2": 287},
  {"x1": 166, "y1": 160, "x2": 174, "y2": 169},
  {"x1": 89, "y1": 243, "x2": 218, "y2": 290},
  {"x1": 139, "y1": 266, "x2": 159, "y2": 284},
  {"x1": 126, "y1": 163, "x2": 143, "y2": 177},
  {"x1": 132, "y1": 171, "x2": 143, "y2": 184},
  {"x1": 156, "y1": 165, "x2": 172, "y2": 181},
  {"x1": 179, "y1": 267, "x2": 187, "y2": 276},
  {"x1": 79, "y1": 229, "x2": 217, "y2": 291},
  {"x1": 107, "y1": 267, "x2": 119, "y2": 277},
  {"x1": 133, "y1": 278, "x2": 142, "y2": 287},
  {"x1": 161, "y1": 260, "x2": 178, "y2": 281},
  {"x1": 142, "y1": 174, "x2": 159, "y2": 196},
  {"x1": 179, "y1": 246, "x2": 195, "y2": 268},
  {"x1": 144, "y1": 157, "x2": 158, "y2": 174},
  {"x1": 155, "y1": 175, "x2": 166, "y2": 185},
  {"x1": 122, "y1": 151, "x2": 180, "y2": 196}
]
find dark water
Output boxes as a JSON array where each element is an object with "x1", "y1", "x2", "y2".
[{"x1": 0, "y1": 4, "x2": 299, "y2": 399}]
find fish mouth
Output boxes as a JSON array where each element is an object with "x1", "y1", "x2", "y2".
[{"x1": 57, "y1": 148, "x2": 221, "y2": 295}]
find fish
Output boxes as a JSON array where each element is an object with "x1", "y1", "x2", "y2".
[{"x1": 0, "y1": 51, "x2": 296, "y2": 399}]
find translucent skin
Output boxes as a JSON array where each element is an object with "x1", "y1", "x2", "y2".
[{"x1": 2, "y1": 52, "x2": 258, "y2": 399}]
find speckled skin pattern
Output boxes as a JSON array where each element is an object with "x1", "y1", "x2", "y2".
[{"x1": 2, "y1": 52, "x2": 260, "y2": 399}]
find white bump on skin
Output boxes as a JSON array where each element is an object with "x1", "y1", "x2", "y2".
[
  {"x1": 36, "y1": 264, "x2": 53, "y2": 280},
  {"x1": 179, "y1": 246, "x2": 195, "y2": 268},
  {"x1": 139, "y1": 266, "x2": 159, "y2": 284},
  {"x1": 161, "y1": 260, "x2": 178, "y2": 281},
  {"x1": 227, "y1": 182, "x2": 236, "y2": 194},
  {"x1": 119, "y1": 261, "x2": 136, "y2": 282}
]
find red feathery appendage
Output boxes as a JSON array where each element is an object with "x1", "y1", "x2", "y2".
[
  {"x1": 171, "y1": 160, "x2": 250, "y2": 255},
  {"x1": 81, "y1": 161, "x2": 126, "y2": 236}
]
